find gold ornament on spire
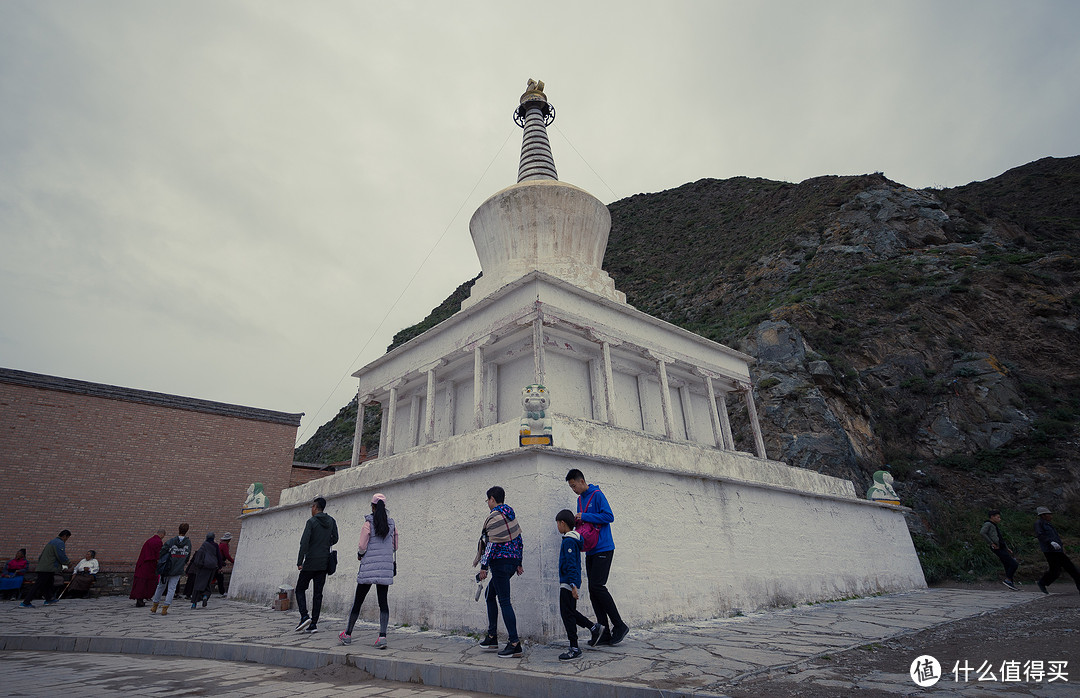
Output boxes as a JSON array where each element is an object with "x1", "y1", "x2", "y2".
[{"x1": 520, "y1": 79, "x2": 547, "y2": 104}]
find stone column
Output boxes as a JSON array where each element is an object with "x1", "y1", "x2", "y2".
[
  {"x1": 588, "y1": 358, "x2": 607, "y2": 423},
  {"x1": 635, "y1": 373, "x2": 653, "y2": 432},
  {"x1": 533, "y1": 311, "x2": 546, "y2": 386},
  {"x1": 679, "y1": 384, "x2": 695, "y2": 442},
  {"x1": 407, "y1": 394, "x2": 420, "y2": 450},
  {"x1": 351, "y1": 392, "x2": 373, "y2": 468},
  {"x1": 649, "y1": 351, "x2": 677, "y2": 440},
  {"x1": 740, "y1": 382, "x2": 767, "y2": 458},
  {"x1": 444, "y1": 380, "x2": 456, "y2": 439},
  {"x1": 698, "y1": 369, "x2": 736, "y2": 451},
  {"x1": 589, "y1": 331, "x2": 621, "y2": 428},
  {"x1": 473, "y1": 345, "x2": 484, "y2": 432},
  {"x1": 717, "y1": 391, "x2": 735, "y2": 450},
  {"x1": 484, "y1": 362, "x2": 499, "y2": 427},
  {"x1": 701, "y1": 374, "x2": 724, "y2": 449},
  {"x1": 382, "y1": 381, "x2": 403, "y2": 458},
  {"x1": 419, "y1": 360, "x2": 445, "y2": 446},
  {"x1": 378, "y1": 402, "x2": 389, "y2": 457}
]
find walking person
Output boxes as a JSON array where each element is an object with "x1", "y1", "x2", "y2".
[
  {"x1": 20, "y1": 530, "x2": 71, "y2": 608},
  {"x1": 189, "y1": 533, "x2": 223, "y2": 609},
  {"x1": 1034, "y1": 506, "x2": 1080, "y2": 594},
  {"x1": 151, "y1": 524, "x2": 192, "y2": 616},
  {"x1": 295, "y1": 496, "x2": 338, "y2": 633},
  {"x1": 473, "y1": 486, "x2": 524, "y2": 658},
  {"x1": 980, "y1": 510, "x2": 1019, "y2": 590},
  {"x1": 554, "y1": 509, "x2": 601, "y2": 660},
  {"x1": 214, "y1": 532, "x2": 234, "y2": 597},
  {"x1": 130, "y1": 529, "x2": 165, "y2": 607},
  {"x1": 566, "y1": 468, "x2": 629, "y2": 646},
  {"x1": 339, "y1": 494, "x2": 398, "y2": 649}
]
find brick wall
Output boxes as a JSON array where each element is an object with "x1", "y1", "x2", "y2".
[
  {"x1": 289, "y1": 465, "x2": 337, "y2": 489},
  {"x1": 0, "y1": 370, "x2": 301, "y2": 575}
]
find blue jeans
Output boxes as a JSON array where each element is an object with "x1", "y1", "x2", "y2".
[{"x1": 485, "y1": 559, "x2": 519, "y2": 643}]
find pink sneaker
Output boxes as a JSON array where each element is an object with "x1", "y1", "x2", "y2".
[{"x1": 338, "y1": 631, "x2": 352, "y2": 645}]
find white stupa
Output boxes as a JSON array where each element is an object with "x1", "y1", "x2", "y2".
[{"x1": 231, "y1": 81, "x2": 925, "y2": 640}]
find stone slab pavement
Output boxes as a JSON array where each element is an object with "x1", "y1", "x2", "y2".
[{"x1": 0, "y1": 588, "x2": 1041, "y2": 697}]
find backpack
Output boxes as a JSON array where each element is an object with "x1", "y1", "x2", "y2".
[{"x1": 576, "y1": 490, "x2": 601, "y2": 552}]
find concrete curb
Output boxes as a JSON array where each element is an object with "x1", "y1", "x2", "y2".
[{"x1": 0, "y1": 634, "x2": 707, "y2": 698}]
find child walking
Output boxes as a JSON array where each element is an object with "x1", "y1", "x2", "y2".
[{"x1": 555, "y1": 510, "x2": 601, "y2": 660}]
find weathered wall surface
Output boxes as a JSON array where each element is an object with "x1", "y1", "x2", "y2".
[{"x1": 231, "y1": 423, "x2": 924, "y2": 640}]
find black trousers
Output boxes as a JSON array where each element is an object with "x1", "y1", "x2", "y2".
[
  {"x1": 183, "y1": 573, "x2": 196, "y2": 598},
  {"x1": 24, "y1": 571, "x2": 55, "y2": 603},
  {"x1": 1040, "y1": 551, "x2": 1080, "y2": 590},
  {"x1": 559, "y1": 588, "x2": 594, "y2": 647},
  {"x1": 214, "y1": 570, "x2": 227, "y2": 595},
  {"x1": 346, "y1": 583, "x2": 390, "y2": 636},
  {"x1": 993, "y1": 548, "x2": 1019, "y2": 580},
  {"x1": 295, "y1": 569, "x2": 327, "y2": 625},
  {"x1": 585, "y1": 552, "x2": 623, "y2": 631}
]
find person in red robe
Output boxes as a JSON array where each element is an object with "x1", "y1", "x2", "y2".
[
  {"x1": 129, "y1": 529, "x2": 165, "y2": 607},
  {"x1": 214, "y1": 532, "x2": 235, "y2": 596}
]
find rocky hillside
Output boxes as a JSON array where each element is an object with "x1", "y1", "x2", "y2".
[{"x1": 296, "y1": 155, "x2": 1080, "y2": 582}]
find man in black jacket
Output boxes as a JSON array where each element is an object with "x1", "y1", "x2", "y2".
[
  {"x1": 295, "y1": 497, "x2": 338, "y2": 633},
  {"x1": 1035, "y1": 506, "x2": 1080, "y2": 595}
]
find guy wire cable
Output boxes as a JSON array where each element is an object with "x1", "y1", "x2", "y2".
[
  {"x1": 295, "y1": 127, "x2": 517, "y2": 448},
  {"x1": 552, "y1": 122, "x2": 621, "y2": 202}
]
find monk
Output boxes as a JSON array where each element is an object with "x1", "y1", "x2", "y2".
[{"x1": 130, "y1": 529, "x2": 165, "y2": 607}]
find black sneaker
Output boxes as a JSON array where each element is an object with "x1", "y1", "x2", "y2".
[
  {"x1": 479, "y1": 634, "x2": 499, "y2": 651},
  {"x1": 295, "y1": 616, "x2": 311, "y2": 632},
  {"x1": 591, "y1": 628, "x2": 612, "y2": 647},
  {"x1": 610, "y1": 623, "x2": 629, "y2": 645},
  {"x1": 587, "y1": 623, "x2": 602, "y2": 647},
  {"x1": 497, "y1": 641, "x2": 523, "y2": 658},
  {"x1": 1038, "y1": 581, "x2": 1049, "y2": 595},
  {"x1": 559, "y1": 646, "x2": 582, "y2": 661},
  {"x1": 306, "y1": 626, "x2": 319, "y2": 634},
  {"x1": 1003, "y1": 579, "x2": 1018, "y2": 591}
]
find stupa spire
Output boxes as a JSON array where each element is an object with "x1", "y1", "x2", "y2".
[
  {"x1": 514, "y1": 79, "x2": 558, "y2": 182},
  {"x1": 462, "y1": 80, "x2": 626, "y2": 309}
]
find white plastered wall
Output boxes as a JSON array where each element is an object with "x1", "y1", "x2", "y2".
[{"x1": 232, "y1": 421, "x2": 925, "y2": 641}]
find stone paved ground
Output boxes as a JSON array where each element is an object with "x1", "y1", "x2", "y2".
[
  {"x1": 0, "y1": 650, "x2": 495, "y2": 697},
  {"x1": 725, "y1": 585, "x2": 1079, "y2": 697},
  {"x1": 0, "y1": 586, "x2": 1068, "y2": 697}
]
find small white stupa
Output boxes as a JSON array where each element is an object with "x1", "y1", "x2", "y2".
[{"x1": 231, "y1": 81, "x2": 925, "y2": 640}]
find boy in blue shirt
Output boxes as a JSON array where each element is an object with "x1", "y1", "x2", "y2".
[{"x1": 555, "y1": 510, "x2": 600, "y2": 660}]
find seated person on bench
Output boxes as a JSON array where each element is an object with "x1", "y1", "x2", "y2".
[
  {"x1": 0, "y1": 549, "x2": 28, "y2": 599},
  {"x1": 67, "y1": 550, "x2": 99, "y2": 598}
]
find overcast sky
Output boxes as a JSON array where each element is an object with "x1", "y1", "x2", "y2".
[{"x1": 2, "y1": 1, "x2": 1078, "y2": 448}]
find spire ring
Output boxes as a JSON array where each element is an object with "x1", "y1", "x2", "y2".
[{"x1": 513, "y1": 102, "x2": 556, "y2": 128}]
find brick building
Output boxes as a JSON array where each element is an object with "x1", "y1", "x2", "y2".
[{"x1": 0, "y1": 368, "x2": 302, "y2": 575}]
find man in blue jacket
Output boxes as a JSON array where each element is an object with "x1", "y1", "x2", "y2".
[
  {"x1": 20, "y1": 529, "x2": 70, "y2": 607},
  {"x1": 567, "y1": 469, "x2": 629, "y2": 646}
]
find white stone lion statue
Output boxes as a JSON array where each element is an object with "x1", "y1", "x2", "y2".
[{"x1": 519, "y1": 384, "x2": 553, "y2": 445}]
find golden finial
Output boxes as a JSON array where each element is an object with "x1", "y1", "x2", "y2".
[{"x1": 520, "y1": 79, "x2": 547, "y2": 104}]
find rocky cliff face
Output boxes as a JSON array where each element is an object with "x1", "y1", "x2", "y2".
[{"x1": 297, "y1": 156, "x2": 1080, "y2": 581}]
